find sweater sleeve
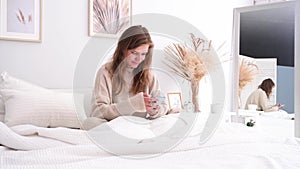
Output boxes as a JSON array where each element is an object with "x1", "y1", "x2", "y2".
[
  {"x1": 90, "y1": 66, "x2": 146, "y2": 121},
  {"x1": 259, "y1": 91, "x2": 279, "y2": 112},
  {"x1": 147, "y1": 73, "x2": 169, "y2": 119}
]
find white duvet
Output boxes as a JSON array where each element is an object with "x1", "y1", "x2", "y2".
[{"x1": 1, "y1": 112, "x2": 300, "y2": 169}]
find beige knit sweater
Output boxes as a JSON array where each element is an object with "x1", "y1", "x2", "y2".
[
  {"x1": 245, "y1": 88, "x2": 279, "y2": 112},
  {"x1": 82, "y1": 62, "x2": 168, "y2": 130}
]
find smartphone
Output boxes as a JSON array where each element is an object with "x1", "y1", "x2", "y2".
[
  {"x1": 279, "y1": 104, "x2": 285, "y2": 109},
  {"x1": 154, "y1": 96, "x2": 166, "y2": 105}
]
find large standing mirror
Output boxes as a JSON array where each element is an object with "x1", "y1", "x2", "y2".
[{"x1": 231, "y1": 1, "x2": 295, "y2": 114}]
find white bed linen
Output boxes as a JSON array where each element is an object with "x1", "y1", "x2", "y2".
[{"x1": 0, "y1": 112, "x2": 300, "y2": 169}]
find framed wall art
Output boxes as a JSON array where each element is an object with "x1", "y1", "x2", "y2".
[
  {"x1": 167, "y1": 92, "x2": 183, "y2": 110},
  {"x1": 89, "y1": 0, "x2": 131, "y2": 38},
  {"x1": 0, "y1": 0, "x2": 42, "y2": 42}
]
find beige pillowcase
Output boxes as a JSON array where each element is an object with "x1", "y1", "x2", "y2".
[
  {"x1": 0, "y1": 99, "x2": 4, "y2": 115},
  {"x1": 0, "y1": 89, "x2": 86, "y2": 128},
  {"x1": 0, "y1": 71, "x2": 49, "y2": 92},
  {"x1": 0, "y1": 114, "x2": 4, "y2": 122},
  {"x1": 0, "y1": 71, "x2": 50, "y2": 120}
]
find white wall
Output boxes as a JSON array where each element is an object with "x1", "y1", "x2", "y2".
[
  {"x1": 133, "y1": 0, "x2": 251, "y2": 45},
  {"x1": 0, "y1": 0, "x2": 252, "y2": 104},
  {"x1": 0, "y1": 0, "x2": 90, "y2": 88},
  {"x1": 0, "y1": 0, "x2": 252, "y2": 87}
]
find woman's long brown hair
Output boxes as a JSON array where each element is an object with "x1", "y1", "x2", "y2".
[
  {"x1": 110, "y1": 25, "x2": 154, "y2": 95},
  {"x1": 258, "y1": 78, "x2": 275, "y2": 99}
]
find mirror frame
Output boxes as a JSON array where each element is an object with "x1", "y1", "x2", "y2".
[
  {"x1": 231, "y1": 1, "x2": 299, "y2": 137},
  {"x1": 231, "y1": 1, "x2": 295, "y2": 112}
]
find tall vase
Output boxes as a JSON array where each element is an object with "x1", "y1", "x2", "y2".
[
  {"x1": 184, "y1": 81, "x2": 194, "y2": 113},
  {"x1": 191, "y1": 79, "x2": 200, "y2": 112}
]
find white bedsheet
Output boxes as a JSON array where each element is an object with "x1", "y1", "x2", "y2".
[{"x1": 0, "y1": 112, "x2": 300, "y2": 169}]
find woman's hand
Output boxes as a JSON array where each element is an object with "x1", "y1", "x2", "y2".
[
  {"x1": 143, "y1": 93, "x2": 160, "y2": 116},
  {"x1": 277, "y1": 103, "x2": 284, "y2": 109}
]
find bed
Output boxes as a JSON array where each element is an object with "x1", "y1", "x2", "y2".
[{"x1": 1, "y1": 72, "x2": 300, "y2": 169}]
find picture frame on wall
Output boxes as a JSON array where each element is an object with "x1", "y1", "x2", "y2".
[
  {"x1": 167, "y1": 92, "x2": 183, "y2": 110},
  {"x1": 89, "y1": 0, "x2": 132, "y2": 38},
  {"x1": 0, "y1": 0, "x2": 42, "y2": 42}
]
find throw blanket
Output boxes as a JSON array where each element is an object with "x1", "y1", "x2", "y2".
[
  {"x1": 1, "y1": 113, "x2": 300, "y2": 169},
  {"x1": 0, "y1": 122, "x2": 92, "y2": 150},
  {"x1": 0, "y1": 113, "x2": 206, "y2": 152}
]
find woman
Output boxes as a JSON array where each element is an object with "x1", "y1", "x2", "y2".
[
  {"x1": 83, "y1": 25, "x2": 169, "y2": 130},
  {"x1": 245, "y1": 78, "x2": 282, "y2": 112}
]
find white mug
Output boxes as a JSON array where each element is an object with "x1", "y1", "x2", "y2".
[{"x1": 248, "y1": 104, "x2": 257, "y2": 110}]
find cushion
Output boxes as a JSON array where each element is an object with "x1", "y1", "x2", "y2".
[
  {"x1": 0, "y1": 71, "x2": 50, "y2": 117},
  {"x1": 0, "y1": 89, "x2": 86, "y2": 128},
  {"x1": 0, "y1": 98, "x2": 5, "y2": 123},
  {"x1": 0, "y1": 71, "x2": 49, "y2": 92},
  {"x1": 0, "y1": 99, "x2": 4, "y2": 115},
  {"x1": 0, "y1": 114, "x2": 4, "y2": 122}
]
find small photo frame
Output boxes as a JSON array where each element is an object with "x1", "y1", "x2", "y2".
[
  {"x1": 0, "y1": 0, "x2": 42, "y2": 42},
  {"x1": 167, "y1": 92, "x2": 183, "y2": 109},
  {"x1": 89, "y1": 0, "x2": 132, "y2": 38}
]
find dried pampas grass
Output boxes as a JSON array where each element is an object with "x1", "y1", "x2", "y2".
[
  {"x1": 164, "y1": 44, "x2": 208, "y2": 82},
  {"x1": 164, "y1": 33, "x2": 212, "y2": 83},
  {"x1": 238, "y1": 58, "x2": 258, "y2": 95},
  {"x1": 163, "y1": 34, "x2": 213, "y2": 112}
]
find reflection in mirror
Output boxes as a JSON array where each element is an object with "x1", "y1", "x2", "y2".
[
  {"x1": 232, "y1": 1, "x2": 295, "y2": 115},
  {"x1": 238, "y1": 56, "x2": 277, "y2": 110},
  {"x1": 231, "y1": 1, "x2": 299, "y2": 137}
]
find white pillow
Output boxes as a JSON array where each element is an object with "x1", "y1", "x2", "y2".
[
  {"x1": 0, "y1": 71, "x2": 49, "y2": 92},
  {"x1": 0, "y1": 71, "x2": 50, "y2": 117},
  {"x1": 0, "y1": 89, "x2": 86, "y2": 128},
  {"x1": 0, "y1": 99, "x2": 4, "y2": 115},
  {"x1": 0, "y1": 114, "x2": 4, "y2": 122}
]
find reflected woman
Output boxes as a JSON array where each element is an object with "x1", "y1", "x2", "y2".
[{"x1": 245, "y1": 78, "x2": 282, "y2": 112}]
